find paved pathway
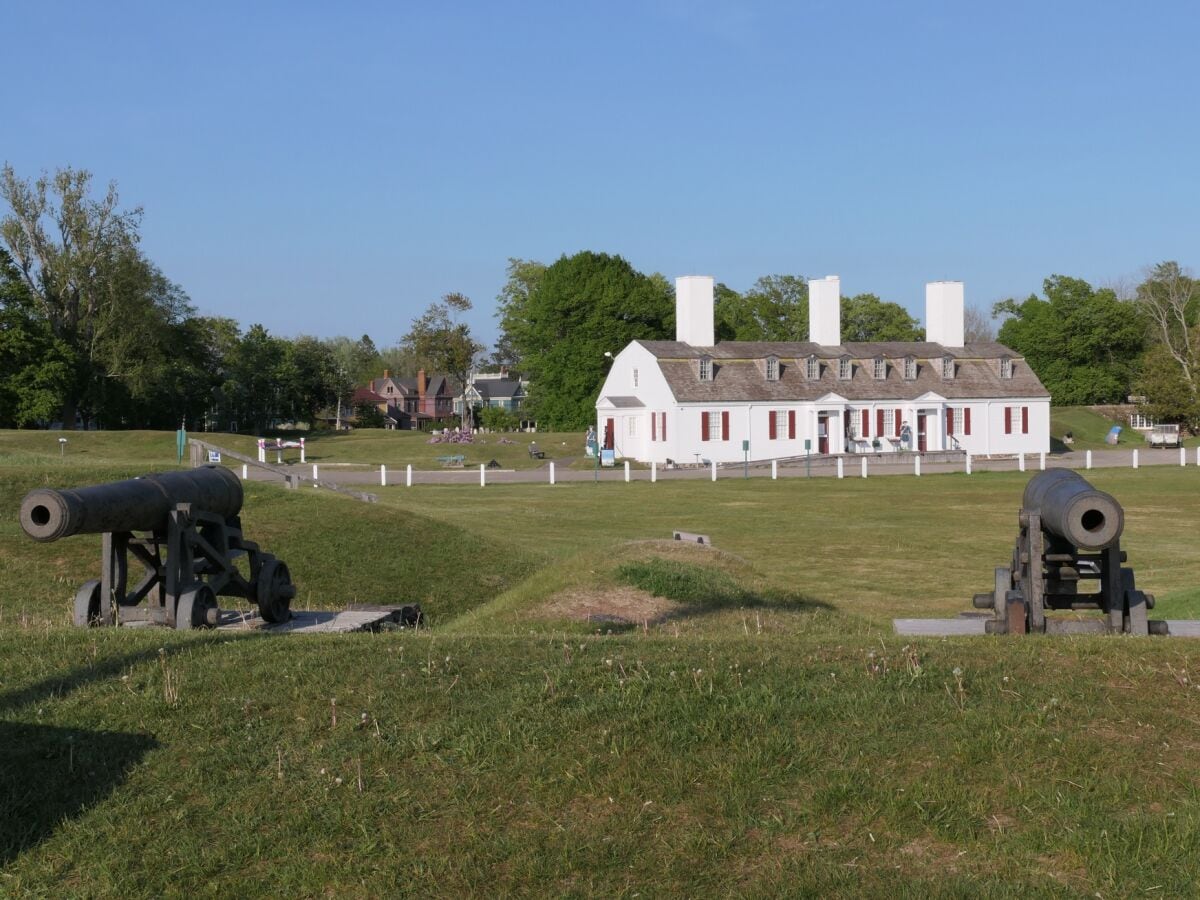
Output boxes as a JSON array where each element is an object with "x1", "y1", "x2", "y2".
[{"x1": 224, "y1": 445, "x2": 1199, "y2": 490}]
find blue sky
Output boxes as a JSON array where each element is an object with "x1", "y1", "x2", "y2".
[{"x1": 4, "y1": 1, "x2": 1197, "y2": 350}]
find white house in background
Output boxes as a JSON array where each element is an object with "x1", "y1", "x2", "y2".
[{"x1": 595, "y1": 275, "x2": 1050, "y2": 464}]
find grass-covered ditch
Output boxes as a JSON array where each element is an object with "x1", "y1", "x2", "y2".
[{"x1": 4, "y1": 441, "x2": 1200, "y2": 895}]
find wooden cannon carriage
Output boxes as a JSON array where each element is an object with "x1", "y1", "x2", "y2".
[{"x1": 20, "y1": 466, "x2": 294, "y2": 630}]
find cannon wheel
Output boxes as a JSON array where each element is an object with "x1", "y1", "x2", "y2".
[
  {"x1": 257, "y1": 557, "x2": 293, "y2": 624},
  {"x1": 74, "y1": 580, "x2": 103, "y2": 627},
  {"x1": 176, "y1": 584, "x2": 217, "y2": 630}
]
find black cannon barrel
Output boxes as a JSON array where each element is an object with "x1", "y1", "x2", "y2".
[
  {"x1": 1021, "y1": 469, "x2": 1123, "y2": 550},
  {"x1": 20, "y1": 466, "x2": 243, "y2": 543}
]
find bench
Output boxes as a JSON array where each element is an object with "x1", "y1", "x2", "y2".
[
  {"x1": 528, "y1": 443, "x2": 545, "y2": 459},
  {"x1": 436, "y1": 454, "x2": 465, "y2": 467}
]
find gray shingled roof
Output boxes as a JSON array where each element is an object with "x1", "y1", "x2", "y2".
[{"x1": 638, "y1": 339, "x2": 1048, "y2": 402}]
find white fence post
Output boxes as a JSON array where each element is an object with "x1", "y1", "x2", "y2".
[
  {"x1": 300, "y1": 438, "x2": 306, "y2": 463},
  {"x1": 861, "y1": 457, "x2": 868, "y2": 478},
  {"x1": 380, "y1": 464, "x2": 387, "y2": 486},
  {"x1": 480, "y1": 463, "x2": 486, "y2": 487},
  {"x1": 241, "y1": 464, "x2": 248, "y2": 480},
  {"x1": 257, "y1": 440, "x2": 265, "y2": 463},
  {"x1": 1018, "y1": 453, "x2": 1025, "y2": 472},
  {"x1": 650, "y1": 462, "x2": 656, "y2": 483},
  {"x1": 1086, "y1": 450, "x2": 1093, "y2": 470},
  {"x1": 965, "y1": 453, "x2": 972, "y2": 475},
  {"x1": 624, "y1": 460, "x2": 630, "y2": 483},
  {"x1": 837, "y1": 457, "x2": 844, "y2": 479},
  {"x1": 550, "y1": 461, "x2": 556, "y2": 485},
  {"x1": 1196, "y1": 447, "x2": 1200, "y2": 467},
  {"x1": 406, "y1": 464, "x2": 413, "y2": 487},
  {"x1": 711, "y1": 460, "x2": 717, "y2": 482},
  {"x1": 915, "y1": 455, "x2": 921, "y2": 477},
  {"x1": 312, "y1": 464, "x2": 318, "y2": 480},
  {"x1": 1133, "y1": 449, "x2": 1139, "y2": 469},
  {"x1": 1040, "y1": 452, "x2": 1046, "y2": 471},
  {"x1": 1182, "y1": 447, "x2": 1188, "y2": 467},
  {"x1": 771, "y1": 459, "x2": 778, "y2": 480}
]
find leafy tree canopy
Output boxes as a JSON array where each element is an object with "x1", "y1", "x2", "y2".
[
  {"x1": 515, "y1": 251, "x2": 674, "y2": 429},
  {"x1": 995, "y1": 275, "x2": 1147, "y2": 405},
  {"x1": 840, "y1": 293, "x2": 923, "y2": 342}
]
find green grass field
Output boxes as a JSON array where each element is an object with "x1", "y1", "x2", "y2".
[
  {"x1": 0, "y1": 428, "x2": 585, "y2": 473},
  {"x1": 4, "y1": 431, "x2": 1200, "y2": 895}
]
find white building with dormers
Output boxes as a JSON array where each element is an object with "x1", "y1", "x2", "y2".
[{"x1": 595, "y1": 275, "x2": 1050, "y2": 464}]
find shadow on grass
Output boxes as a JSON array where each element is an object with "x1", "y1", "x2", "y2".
[
  {"x1": 0, "y1": 634, "x2": 261, "y2": 715},
  {"x1": 616, "y1": 558, "x2": 831, "y2": 626},
  {"x1": 0, "y1": 720, "x2": 159, "y2": 865}
]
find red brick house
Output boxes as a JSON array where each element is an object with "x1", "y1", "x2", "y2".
[{"x1": 353, "y1": 369, "x2": 458, "y2": 430}]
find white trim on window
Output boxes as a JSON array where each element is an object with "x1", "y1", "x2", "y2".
[
  {"x1": 838, "y1": 357, "x2": 851, "y2": 380},
  {"x1": 873, "y1": 357, "x2": 886, "y2": 380}
]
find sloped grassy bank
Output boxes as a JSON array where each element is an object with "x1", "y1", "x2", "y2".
[{"x1": 3, "y1": 627, "x2": 1200, "y2": 896}]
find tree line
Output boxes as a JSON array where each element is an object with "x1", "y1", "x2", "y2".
[{"x1": 2, "y1": 165, "x2": 1196, "y2": 434}]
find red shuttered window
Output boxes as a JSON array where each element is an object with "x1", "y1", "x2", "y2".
[
  {"x1": 788, "y1": 410, "x2": 796, "y2": 440},
  {"x1": 661, "y1": 412, "x2": 666, "y2": 442},
  {"x1": 721, "y1": 410, "x2": 730, "y2": 441},
  {"x1": 964, "y1": 407, "x2": 972, "y2": 435},
  {"x1": 768, "y1": 411, "x2": 777, "y2": 440},
  {"x1": 946, "y1": 408, "x2": 954, "y2": 434},
  {"x1": 701, "y1": 412, "x2": 710, "y2": 441},
  {"x1": 651, "y1": 412, "x2": 656, "y2": 441},
  {"x1": 894, "y1": 409, "x2": 902, "y2": 437},
  {"x1": 1022, "y1": 407, "x2": 1029, "y2": 434},
  {"x1": 876, "y1": 409, "x2": 884, "y2": 438},
  {"x1": 862, "y1": 409, "x2": 870, "y2": 437},
  {"x1": 1004, "y1": 407, "x2": 1012, "y2": 434}
]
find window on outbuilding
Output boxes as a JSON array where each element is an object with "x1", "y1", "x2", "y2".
[
  {"x1": 698, "y1": 357, "x2": 712, "y2": 381},
  {"x1": 904, "y1": 356, "x2": 916, "y2": 380},
  {"x1": 806, "y1": 356, "x2": 819, "y2": 380},
  {"x1": 765, "y1": 356, "x2": 779, "y2": 381},
  {"x1": 941, "y1": 357, "x2": 955, "y2": 379},
  {"x1": 838, "y1": 356, "x2": 852, "y2": 380},
  {"x1": 633, "y1": 368, "x2": 639, "y2": 388},
  {"x1": 873, "y1": 357, "x2": 886, "y2": 380},
  {"x1": 1000, "y1": 357, "x2": 1013, "y2": 379}
]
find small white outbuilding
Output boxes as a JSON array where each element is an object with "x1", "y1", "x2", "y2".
[{"x1": 595, "y1": 275, "x2": 1050, "y2": 464}]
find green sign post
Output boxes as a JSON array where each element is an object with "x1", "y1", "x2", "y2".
[
  {"x1": 176, "y1": 427, "x2": 187, "y2": 465},
  {"x1": 742, "y1": 439, "x2": 749, "y2": 478},
  {"x1": 804, "y1": 438, "x2": 811, "y2": 478}
]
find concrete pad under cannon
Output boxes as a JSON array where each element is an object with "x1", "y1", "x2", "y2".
[
  {"x1": 892, "y1": 617, "x2": 989, "y2": 636},
  {"x1": 215, "y1": 606, "x2": 410, "y2": 634}
]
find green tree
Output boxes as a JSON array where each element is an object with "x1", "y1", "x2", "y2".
[
  {"x1": 495, "y1": 258, "x2": 547, "y2": 368},
  {"x1": 400, "y1": 292, "x2": 483, "y2": 428},
  {"x1": 841, "y1": 293, "x2": 923, "y2": 342},
  {"x1": 1133, "y1": 261, "x2": 1200, "y2": 427},
  {"x1": 0, "y1": 165, "x2": 158, "y2": 427},
  {"x1": 509, "y1": 251, "x2": 675, "y2": 429},
  {"x1": 223, "y1": 324, "x2": 288, "y2": 432},
  {"x1": 994, "y1": 275, "x2": 1147, "y2": 405},
  {"x1": 716, "y1": 275, "x2": 809, "y2": 341},
  {"x1": 0, "y1": 249, "x2": 74, "y2": 426}
]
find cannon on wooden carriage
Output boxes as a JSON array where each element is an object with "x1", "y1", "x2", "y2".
[
  {"x1": 972, "y1": 469, "x2": 1166, "y2": 636},
  {"x1": 19, "y1": 466, "x2": 294, "y2": 630}
]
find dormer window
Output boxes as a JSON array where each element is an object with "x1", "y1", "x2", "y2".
[
  {"x1": 765, "y1": 356, "x2": 779, "y2": 381},
  {"x1": 903, "y1": 356, "x2": 916, "y2": 380},
  {"x1": 1000, "y1": 356, "x2": 1013, "y2": 379},
  {"x1": 698, "y1": 357, "x2": 713, "y2": 381},
  {"x1": 633, "y1": 368, "x2": 639, "y2": 388},
  {"x1": 873, "y1": 357, "x2": 886, "y2": 380},
  {"x1": 941, "y1": 356, "x2": 955, "y2": 379},
  {"x1": 806, "y1": 355, "x2": 819, "y2": 380},
  {"x1": 838, "y1": 356, "x2": 852, "y2": 380}
]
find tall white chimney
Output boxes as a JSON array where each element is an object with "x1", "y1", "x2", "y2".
[
  {"x1": 808, "y1": 275, "x2": 841, "y2": 345},
  {"x1": 675, "y1": 275, "x2": 714, "y2": 347},
  {"x1": 925, "y1": 281, "x2": 965, "y2": 347}
]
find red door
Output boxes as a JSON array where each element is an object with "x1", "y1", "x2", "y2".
[
  {"x1": 604, "y1": 418, "x2": 614, "y2": 450},
  {"x1": 917, "y1": 412, "x2": 927, "y2": 452}
]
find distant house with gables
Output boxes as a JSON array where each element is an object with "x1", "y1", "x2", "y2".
[{"x1": 352, "y1": 368, "x2": 457, "y2": 430}]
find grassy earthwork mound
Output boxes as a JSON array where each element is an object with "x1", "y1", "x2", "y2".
[{"x1": 4, "y1": 431, "x2": 1200, "y2": 895}]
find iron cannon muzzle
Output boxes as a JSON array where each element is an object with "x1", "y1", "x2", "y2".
[
  {"x1": 19, "y1": 465, "x2": 243, "y2": 542},
  {"x1": 1020, "y1": 469, "x2": 1123, "y2": 550}
]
